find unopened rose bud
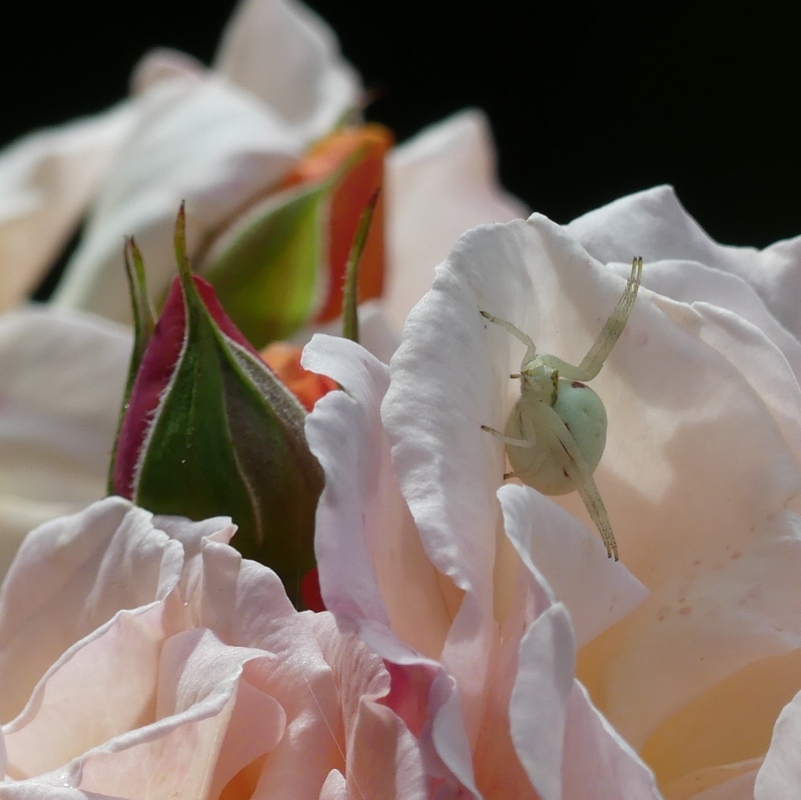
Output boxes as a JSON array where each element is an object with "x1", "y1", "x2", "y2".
[{"x1": 110, "y1": 206, "x2": 323, "y2": 608}]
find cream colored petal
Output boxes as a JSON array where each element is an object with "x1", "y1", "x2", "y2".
[
  {"x1": 661, "y1": 759, "x2": 760, "y2": 800},
  {"x1": 0, "y1": 104, "x2": 134, "y2": 311},
  {"x1": 384, "y1": 110, "x2": 527, "y2": 333}
]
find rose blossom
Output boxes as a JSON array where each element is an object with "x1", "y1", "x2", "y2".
[
  {"x1": 303, "y1": 187, "x2": 801, "y2": 797},
  {"x1": 0, "y1": 0, "x2": 524, "y2": 324},
  {"x1": 0, "y1": 496, "x2": 435, "y2": 797}
]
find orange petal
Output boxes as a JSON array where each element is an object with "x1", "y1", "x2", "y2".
[
  {"x1": 261, "y1": 341, "x2": 338, "y2": 411},
  {"x1": 280, "y1": 125, "x2": 393, "y2": 322}
]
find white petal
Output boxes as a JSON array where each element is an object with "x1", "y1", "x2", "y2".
[
  {"x1": 130, "y1": 48, "x2": 207, "y2": 95},
  {"x1": 304, "y1": 334, "x2": 451, "y2": 659},
  {"x1": 0, "y1": 307, "x2": 131, "y2": 577},
  {"x1": 755, "y1": 689, "x2": 801, "y2": 799},
  {"x1": 567, "y1": 184, "x2": 801, "y2": 343},
  {"x1": 385, "y1": 110, "x2": 527, "y2": 333},
  {"x1": 214, "y1": 0, "x2": 360, "y2": 140},
  {"x1": 53, "y1": 76, "x2": 300, "y2": 322},
  {"x1": 0, "y1": 104, "x2": 134, "y2": 311}
]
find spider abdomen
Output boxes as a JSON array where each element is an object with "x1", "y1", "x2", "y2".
[{"x1": 505, "y1": 380, "x2": 607, "y2": 496}]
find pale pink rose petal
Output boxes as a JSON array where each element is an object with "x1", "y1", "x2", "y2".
[
  {"x1": 0, "y1": 498, "x2": 182, "y2": 723},
  {"x1": 567, "y1": 184, "x2": 801, "y2": 343},
  {"x1": 0, "y1": 787, "x2": 122, "y2": 799},
  {"x1": 574, "y1": 298, "x2": 801, "y2": 749},
  {"x1": 682, "y1": 299, "x2": 801, "y2": 487},
  {"x1": 383, "y1": 214, "x2": 801, "y2": 781},
  {"x1": 53, "y1": 76, "x2": 300, "y2": 322},
  {"x1": 605, "y1": 257, "x2": 801, "y2": 465},
  {"x1": 500, "y1": 486, "x2": 659, "y2": 799},
  {"x1": 561, "y1": 683, "x2": 662, "y2": 800},
  {"x1": 755, "y1": 689, "x2": 801, "y2": 799},
  {"x1": 304, "y1": 336, "x2": 482, "y2": 795},
  {"x1": 65, "y1": 628, "x2": 285, "y2": 799},
  {"x1": 507, "y1": 600, "x2": 583, "y2": 800},
  {"x1": 567, "y1": 186, "x2": 758, "y2": 276},
  {"x1": 3, "y1": 604, "x2": 168, "y2": 779},
  {"x1": 382, "y1": 217, "x2": 619, "y2": 738},
  {"x1": 303, "y1": 334, "x2": 452, "y2": 658},
  {"x1": 214, "y1": 0, "x2": 360, "y2": 139},
  {"x1": 0, "y1": 307, "x2": 130, "y2": 576},
  {"x1": 402, "y1": 216, "x2": 801, "y2": 753},
  {"x1": 311, "y1": 612, "x2": 430, "y2": 800},
  {"x1": 0, "y1": 104, "x2": 134, "y2": 311},
  {"x1": 182, "y1": 539, "x2": 346, "y2": 800},
  {"x1": 606, "y1": 256, "x2": 801, "y2": 379},
  {"x1": 385, "y1": 110, "x2": 527, "y2": 333}
]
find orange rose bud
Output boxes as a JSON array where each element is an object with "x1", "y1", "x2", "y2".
[
  {"x1": 280, "y1": 124, "x2": 393, "y2": 323},
  {"x1": 261, "y1": 341, "x2": 338, "y2": 412}
]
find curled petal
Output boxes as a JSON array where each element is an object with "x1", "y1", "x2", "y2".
[{"x1": 567, "y1": 184, "x2": 801, "y2": 343}]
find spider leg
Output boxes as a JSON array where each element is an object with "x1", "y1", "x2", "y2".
[
  {"x1": 481, "y1": 425, "x2": 537, "y2": 448},
  {"x1": 577, "y1": 256, "x2": 642, "y2": 381},
  {"x1": 480, "y1": 310, "x2": 537, "y2": 363},
  {"x1": 540, "y1": 404, "x2": 619, "y2": 560}
]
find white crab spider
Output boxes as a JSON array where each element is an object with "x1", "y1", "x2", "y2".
[{"x1": 481, "y1": 257, "x2": 643, "y2": 561}]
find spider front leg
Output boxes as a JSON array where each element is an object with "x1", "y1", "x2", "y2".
[
  {"x1": 577, "y1": 256, "x2": 642, "y2": 381},
  {"x1": 480, "y1": 310, "x2": 537, "y2": 365}
]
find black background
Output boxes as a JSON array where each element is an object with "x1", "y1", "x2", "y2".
[{"x1": 4, "y1": 0, "x2": 798, "y2": 248}]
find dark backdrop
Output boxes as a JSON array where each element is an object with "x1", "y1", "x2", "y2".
[{"x1": 4, "y1": 0, "x2": 798, "y2": 248}]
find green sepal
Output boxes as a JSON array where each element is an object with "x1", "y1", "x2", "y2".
[
  {"x1": 106, "y1": 237, "x2": 157, "y2": 493},
  {"x1": 342, "y1": 189, "x2": 380, "y2": 343},
  {"x1": 199, "y1": 149, "x2": 366, "y2": 349}
]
